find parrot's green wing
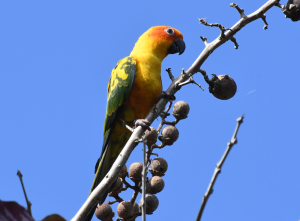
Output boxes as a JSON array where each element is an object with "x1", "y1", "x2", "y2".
[
  {"x1": 90, "y1": 56, "x2": 136, "y2": 193},
  {"x1": 102, "y1": 56, "x2": 136, "y2": 155}
]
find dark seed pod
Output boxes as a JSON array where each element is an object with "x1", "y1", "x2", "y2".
[
  {"x1": 172, "y1": 101, "x2": 190, "y2": 120},
  {"x1": 150, "y1": 158, "x2": 168, "y2": 176},
  {"x1": 144, "y1": 127, "x2": 158, "y2": 147},
  {"x1": 119, "y1": 164, "x2": 128, "y2": 179},
  {"x1": 129, "y1": 162, "x2": 143, "y2": 182},
  {"x1": 284, "y1": 0, "x2": 300, "y2": 21},
  {"x1": 95, "y1": 203, "x2": 115, "y2": 221},
  {"x1": 146, "y1": 176, "x2": 165, "y2": 194},
  {"x1": 117, "y1": 201, "x2": 134, "y2": 219},
  {"x1": 139, "y1": 194, "x2": 159, "y2": 214},
  {"x1": 158, "y1": 126, "x2": 179, "y2": 145},
  {"x1": 211, "y1": 75, "x2": 237, "y2": 100},
  {"x1": 108, "y1": 177, "x2": 123, "y2": 196}
]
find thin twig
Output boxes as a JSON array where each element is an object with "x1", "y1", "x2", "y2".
[
  {"x1": 199, "y1": 18, "x2": 231, "y2": 40},
  {"x1": 230, "y1": 3, "x2": 247, "y2": 18},
  {"x1": 261, "y1": 14, "x2": 268, "y2": 29},
  {"x1": 195, "y1": 115, "x2": 244, "y2": 221},
  {"x1": 121, "y1": 177, "x2": 139, "y2": 191},
  {"x1": 162, "y1": 119, "x2": 179, "y2": 126},
  {"x1": 17, "y1": 170, "x2": 32, "y2": 217},
  {"x1": 198, "y1": 69, "x2": 211, "y2": 85},
  {"x1": 230, "y1": 36, "x2": 239, "y2": 49},
  {"x1": 120, "y1": 119, "x2": 134, "y2": 132},
  {"x1": 130, "y1": 183, "x2": 141, "y2": 205},
  {"x1": 156, "y1": 101, "x2": 173, "y2": 134},
  {"x1": 166, "y1": 68, "x2": 175, "y2": 82},
  {"x1": 200, "y1": 36, "x2": 208, "y2": 46},
  {"x1": 107, "y1": 196, "x2": 123, "y2": 205},
  {"x1": 176, "y1": 76, "x2": 204, "y2": 91},
  {"x1": 146, "y1": 144, "x2": 159, "y2": 167},
  {"x1": 141, "y1": 136, "x2": 147, "y2": 221}
]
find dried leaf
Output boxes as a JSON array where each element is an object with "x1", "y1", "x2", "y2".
[{"x1": 0, "y1": 200, "x2": 34, "y2": 221}]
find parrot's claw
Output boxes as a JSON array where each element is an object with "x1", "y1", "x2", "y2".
[
  {"x1": 158, "y1": 91, "x2": 176, "y2": 101},
  {"x1": 134, "y1": 119, "x2": 151, "y2": 131}
]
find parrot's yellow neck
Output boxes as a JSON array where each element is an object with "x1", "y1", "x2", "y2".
[{"x1": 130, "y1": 38, "x2": 168, "y2": 62}]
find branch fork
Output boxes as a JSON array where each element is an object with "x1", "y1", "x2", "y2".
[
  {"x1": 174, "y1": 68, "x2": 204, "y2": 90},
  {"x1": 199, "y1": 18, "x2": 231, "y2": 40},
  {"x1": 176, "y1": 76, "x2": 204, "y2": 91}
]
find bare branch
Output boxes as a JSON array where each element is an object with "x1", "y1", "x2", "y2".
[
  {"x1": 261, "y1": 14, "x2": 268, "y2": 29},
  {"x1": 130, "y1": 182, "x2": 141, "y2": 205},
  {"x1": 121, "y1": 177, "x2": 138, "y2": 191},
  {"x1": 107, "y1": 196, "x2": 123, "y2": 205},
  {"x1": 17, "y1": 170, "x2": 32, "y2": 217},
  {"x1": 146, "y1": 144, "x2": 159, "y2": 167},
  {"x1": 141, "y1": 138, "x2": 147, "y2": 221},
  {"x1": 230, "y1": 3, "x2": 247, "y2": 18},
  {"x1": 162, "y1": 119, "x2": 178, "y2": 126},
  {"x1": 186, "y1": 0, "x2": 280, "y2": 77},
  {"x1": 198, "y1": 69, "x2": 209, "y2": 83},
  {"x1": 120, "y1": 119, "x2": 134, "y2": 133},
  {"x1": 199, "y1": 70, "x2": 222, "y2": 94},
  {"x1": 199, "y1": 18, "x2": 231, "y2": 40},
  {"x1": 230, "y1": 36, "x2": 239, "y2": 49},
  {"x1": 176, "y1": 76, "x2": 204, "y2": 91},
  {"x1": 166, "y1": 68, "x2": 175, "y2": 82},
  {"x1": 200, "y1": 36, "x2": 208, "y2": 46},
  {"x1": 72, "y1": 1, "x2": 279, "y2": 220},
  {"x1": 195, "y1": 115, "x2": 244, "y2": 221},
  {"x1": 275, "y1": 2, "x2": 285, "y2": 9},
  {"x1": 156, "y1": 101, "x2": 173, "y2": 134}
]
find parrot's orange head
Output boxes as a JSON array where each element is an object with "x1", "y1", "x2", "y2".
[{"x1": 130, "y1": 26, "x2": 185, "y2": 61}]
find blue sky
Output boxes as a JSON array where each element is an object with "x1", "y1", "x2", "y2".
[{"x1": 1, "y1": 1, "x2": 299, "y2": 221}]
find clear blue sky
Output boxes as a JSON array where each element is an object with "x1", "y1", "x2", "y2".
[{"x1": 1, "y1": 1, "x2": 299, "y2": 221}]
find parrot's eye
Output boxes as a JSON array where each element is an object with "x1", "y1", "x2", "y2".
[{"x1": 165, "y1": 28, "x2": 175, "y2": 36}]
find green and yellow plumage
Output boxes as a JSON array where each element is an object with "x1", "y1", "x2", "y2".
[
  {"x1": 85, "y1": 26, "x2": 184, "y2": 221},
  {"x1": 91, "y1": 56, "x2": 136, "y2": 193}
]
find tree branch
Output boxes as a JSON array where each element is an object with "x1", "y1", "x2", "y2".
[
  {"x1": 17, "y1": 170, "x2": 32, "y2": 217},
  {"x1": 71, "y1": 1, "x2": 280, "y2": 220},
  {"x1": 195, "y1": 115, "x2": 244, "y2": 221}
]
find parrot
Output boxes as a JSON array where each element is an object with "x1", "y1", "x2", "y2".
[{"x1": 85, "y1": 26, "x2": 185, "y2": 221}]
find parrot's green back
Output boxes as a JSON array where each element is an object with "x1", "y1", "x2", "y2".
[
  {"x1": 92, "y1": 56, "x2": 136, "y2": 192},
  {"x1": 84, "y1": 57, "x2": 136, "y2": 221}
]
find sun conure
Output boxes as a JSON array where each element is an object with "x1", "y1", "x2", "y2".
[{"x1": 85, "y1": 26, "x2": 185, "y2": 221}]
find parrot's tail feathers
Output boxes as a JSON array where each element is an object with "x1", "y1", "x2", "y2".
[
  {"x1": 90, "y1": 145, "x2": 109, "y2": 194},
  {"x1": 85, "y1": 145, "x2": 110, "y2": 221}
]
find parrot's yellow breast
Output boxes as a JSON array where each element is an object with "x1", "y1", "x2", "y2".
[{"x1": 121, "y1": 53, "x2": 162, "y2": 122}]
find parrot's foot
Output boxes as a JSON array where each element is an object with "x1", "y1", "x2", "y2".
[
  {"x1": 134, "y1": 119, "x2": 151, "y2": 131},
  {"x1": 158, "y1": 91, "x2": 176, "y2": 101}
]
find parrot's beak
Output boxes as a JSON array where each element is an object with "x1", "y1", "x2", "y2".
[{"x1": 167, "y1": 38, "x2": 186, "y2": 55}]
